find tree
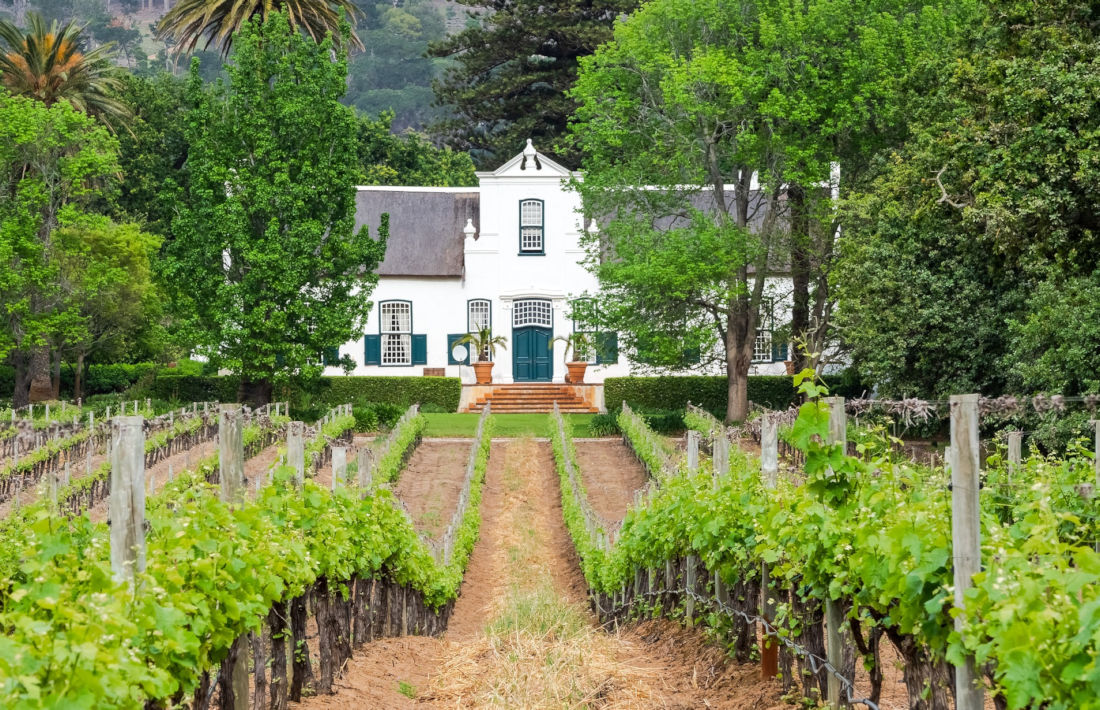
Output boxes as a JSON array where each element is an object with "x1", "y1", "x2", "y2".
[
  {"x1": 0, "y1": 13, "x2": 130, "y2": 128},
  {"x1": 356, "y1": 111, "x2": 476, "y2": 187},
  {"x1": 157, "y1": 0, "x2": 362, "y2": 55},
  {"x1": 835, "y1": 0, "x2": 1100, "y2": 398},
  {"x1": 429, "y1": 0, "x2": 640, "y2": 169},
  {"x1": 52, "y1": 216, "x2": 166, "y2": 400},
  {"x1": 571, "y1": 0, "x2": 788, "y2": 423},
  {"x1": 0, "y1": 91, "x2": 120, "y2": 406},
  {"x1": 162, "y1": 13, "x2": 387, "y2": 406}
]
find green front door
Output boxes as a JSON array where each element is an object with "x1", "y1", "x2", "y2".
[{"x1": 513, "y1": 326, "x2": 553, "y2": 382}]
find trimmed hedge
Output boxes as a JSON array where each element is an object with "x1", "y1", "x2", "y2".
[
  {"x1": 146, "y1": 375, "x2": 463, "y2": 411},
  {"x1": 604, "y1": 372, "x2": 865, "y2": 415},
  {"x1": 0, "y1": 361, "x2": 205, "y2": 399}
]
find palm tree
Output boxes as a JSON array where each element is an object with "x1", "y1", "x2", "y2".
[
  {"x1": 157, "y1": 0, "x2": 363, "y2": 56},
  {"x1": 0, "y1": 13, "x2": 130, "y2": 128}
]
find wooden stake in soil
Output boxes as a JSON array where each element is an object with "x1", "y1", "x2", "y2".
[
  {"x1": 219, "y1": 404, "x2": 245, "y2": 505},
  {"x1": 1007, "y1": 430, "x2": 1022, "y2": 480},
  {"x1": 287, "y1": 421, "x2": 305, "y2": 486},
  {"x1": 331, "y1": 446, "x2": 347, "y2": 491},
  {"x1": 760, "y1": 415, "x2": 780, "y2": 679},
  {"x1": 824, "y1": 396, "x2": 848, "y2": 708},
  {"x1": 686, "y1": 430, "x2": 700, "y2": 472},
  {"x1": 950, "y1": 394, "x2": 984, "y2": 710},
  {"x1": 108, "y1": 415, "x2": 146, "y2": 585},
  {"x1": 357, "y1": 445, "x2": 373, "y2": 492}
]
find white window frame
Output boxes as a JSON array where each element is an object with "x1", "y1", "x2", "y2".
[
  {"x1": 571, "y1": 298, "x2": 598, "y2": 364},
  {"x1": 380, "y1": 301, "x2": 412, "y2": 366},
  {"x1": 519, "y1": 199, "x2": 544, "y2": 253},
  {"x1": 468, "y1": 299, "x2": 491, "y2": 333},
  {"x1": 752, "y1": 297, "x2": 774, "y2": 364}
]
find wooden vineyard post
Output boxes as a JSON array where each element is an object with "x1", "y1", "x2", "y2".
[
  {"x1": 824, "y1": 396, "x2": 846, "y2": 708},
  {"x1": 713, "y1": 434, "x2": 730, "y2": 481},
  {"x1": 1007, "y1": 430, "x2": 1022, "y2": 481},
  {"x1": 357, "y1": 445, "x2": 373, "y2": 492},
  {"x1": 218, "y1": 405, "x2": 249, "y2": 710},
  {"x1": 288, "y1": 421, "x2": 305, "y2": 486},
  {"x1": 109, "y1": 415, "x2": 146, "y2": 585},
  {"x1": 684, "y1": 554, "x2": 697, "y2": 628},
  {"x1": 219, "y1": 405, "x2": 246, "y2": 505},
  {"x1": 950, "y1": 394, "x2": 984, "y2": 710},
  {"x1": 331, "y1": 446, "x2": 347, "y2": 491},
  {"x1": 760, "y1": 414, "x2": 779, "y2": 679},
  {"x1": 686, "y1": 430, "x2": 700, "y2": 472}
]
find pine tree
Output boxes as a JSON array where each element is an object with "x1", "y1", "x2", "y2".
[{"x1": 429, "y1": 0, "x2": 639, "y2": 169}]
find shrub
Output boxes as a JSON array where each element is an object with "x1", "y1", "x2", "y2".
[
  {"x1": 587, "y1": 413, "x2": 620, "y2": 437},
  {"x1": 604, "y1": 372, "x2": 865, "y2": 414},
  {"x1": 143, "y1": 375, "x2": 462, "y2": 411}
]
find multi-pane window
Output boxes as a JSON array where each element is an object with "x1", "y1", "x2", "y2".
[
  {"x1": 753, "y1": 297, "x2": 774, "y2": 364},
  {"x1": 513, "y1": 299, "x2": 552, "y2": 328},
  {"x1": 571, "y1": 298, "x2": 598, "y2": 363},
  {"x1": 519, "y1": 199, "x2": 544, "y2": 253},
  {"x1": 380, "y1": 301, "x2": 412, "y2": 366},
  {"x1": 468, "y1": 299, "x2": 491, "y2": 332}
]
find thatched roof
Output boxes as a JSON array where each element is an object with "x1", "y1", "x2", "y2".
[{"x1": 354, "y1": 188, "x2": 479, "y2": 277}]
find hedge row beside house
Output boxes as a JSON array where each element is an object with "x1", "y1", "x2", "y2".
[
  {"x1": 146, "y1": 375, "x2": 462, "y2": 411},
  {"x1": 0, "y1": 361, "x2": 206, "y2": 399},
  {"x1": 603, "y1": 373, "x2": 866, "y2": 414}
]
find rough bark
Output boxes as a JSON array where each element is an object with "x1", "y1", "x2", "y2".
[
  {"x1": 251, "y1": 629, "x2": 268, "y2": 710},
  {"x1": 884, "y1": 627, "x2": 953, "y2": 710},
  {"x1": 28, "y1": 346, "x2": 53, "y2": 403},
  {"x1": 789, "y1": 183, "x2": 810, "y2": 372},
  {"x1": 238, "y1": 377, "x2": 273, "y2": 407},
  {"x1": 268, "y1": 601, "x2": 288, "y2": 710},
  {"x1": 50, "y1": 348, "x2": 62, "y2": 400},
  {"x1": 314, "y1": 577, "x2": 335, "y2": 695},
  {"x1": 11, "y1": 351, "x2": 30, "y2": 409},
  {"x1": 74, "y1": 351, "x2": 85, "y2": 402},
  {"x1": 793, "y1": 591, "x2": 827, "y2": 702},
  {"x1": 289, "y1": 592, "x2": 313, "y2": 701}
]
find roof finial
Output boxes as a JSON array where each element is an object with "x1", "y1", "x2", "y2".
[
  {"x1": 463, "y1": 218, "x2": 477, "y2": 239},
  {"x1": 520, "y1": 138, "x2": 541, "y2": 170},
  {"x1": 587, "y1": 219, "x2": 599, "y2": 234}
]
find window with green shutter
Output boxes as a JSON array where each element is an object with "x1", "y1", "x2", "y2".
[
  {"x1": 364, "y1": 335, "x2": 381, "y2": 365},
  {"x1": 412, "y1": 334, "x2": 427, "y2": 365},
  {"x1": 595, "y1": 332, "x2": 618, "y2": 364},
  {"x1": 448, "y1": 333, "x2": 471, "y2": 365},
  {"x1": 322, "y1": 347, "x2": 339, "y2": 366}
]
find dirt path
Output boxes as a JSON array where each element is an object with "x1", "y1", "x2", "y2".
[
  {"x1": 575, "y1": 438, "x2": 649, "y2": 525},
  {"x1": 292, "y1": 439, "x2": 787, "y2": 709},
  {"x1": 391, "y1": 440, "x2": 472, "y2": 539}
]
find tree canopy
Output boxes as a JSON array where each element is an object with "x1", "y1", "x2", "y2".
[
  {"x1": 835, "y1": 0, "x2": 1100, "y2": 399},
  {"x1": 161, "y1": 13, "x2": 386, "y2": 405},
  {"x1": 430, "y1": 0, "x2": 639, "y2": 168}
]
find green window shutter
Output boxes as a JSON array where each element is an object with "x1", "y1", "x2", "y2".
[
  {"x1": 683, "y1": 346, "x2": 701, "y2": 365},
  {"x1": 447, "y1": 333, "x2": 470, "y2": 365},
  {"x1": 275, "y1": 352, "x2": 285, "y2": 367},
  {"x1": 412, "y1": 334, "x2": 428, "y2": 365},
  {"x1": 364, "y1": 335, "x2": 381, "y2": 366},
  {"x1": 323, "y1": 346, "x2": 339, "y2": 366},
  {"x1": 772, "y1": 341, "x2": 788, "y2": 362},
  {"x1": 595, "y1": 332, "x2": 618, "y2": 364}
]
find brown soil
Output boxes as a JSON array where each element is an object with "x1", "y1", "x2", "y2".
[
  {"x1": 291, "y1": 440, "x2": 787, "y2": 709},
  {"x1": 392, "y1": 441, "x2": 473, "y2": 540},
  {"x1": 574, "y1": 439, "x2": 649, "y2": 525}
]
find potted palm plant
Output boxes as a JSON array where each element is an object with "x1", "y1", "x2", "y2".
[
  {"x1": 551, "y1": 332, "x2": 595, "y2": 384},
  {"x1": 457, "y1": 327, "x2": 508, "y2": 385}
]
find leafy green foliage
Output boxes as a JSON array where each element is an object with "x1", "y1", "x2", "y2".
[
  {"x1": 617, "y1": 405, "x2": 675, "y2": 479},
  {"x1": 429, "y1": 0, "x2": 639, "y2": 168},
  {"x1": 356, "y1": 112, "x2": 476, "y2": 186},
  {"x1": 161, "y1": 14, "x2": 386, "y2": 405},
  {"x1": 603, "y1": 374, "x2": 864, "y2": 414}
]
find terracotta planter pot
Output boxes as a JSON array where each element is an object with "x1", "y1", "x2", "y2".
[
  {"x1": 565, "y1": 361, "x2": 588, "y2": 384},
  {"x1": 784, "y1": 360, "x2": 796, "y2": 375},
  {"x1": 473, "y1": 361, "x2": 495, "y2": 385}
]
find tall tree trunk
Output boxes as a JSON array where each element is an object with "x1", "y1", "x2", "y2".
[
  {"x1": 28, "y1": 346, "x2": 53, "y2": 403},
  {"x1": 12, "y1": 351, "x2": 31, "y2": 409},
  {"x1": 50, "y1": 349, "x2": 62, "y2": 400},
  {"x1": 789, "y1": 183, "x2": 810, "y2": 372},
  {"x1": 724, "y1": 319, "x2": 751, "y2": 423},
  {"x1": 74, "y1": 351, "x2": 85, "y2": 403},
  {"x1": 238, "y1": 377, "x2": 273, "y2": 408}
]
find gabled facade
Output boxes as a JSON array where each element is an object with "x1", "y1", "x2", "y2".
[{"x1": 325, "y1": 140, "x2": 792, "y2": 384}]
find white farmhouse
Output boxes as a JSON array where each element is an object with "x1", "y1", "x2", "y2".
[{"x1": 324, "y1": 140, "x2": 792, "y2": 411}]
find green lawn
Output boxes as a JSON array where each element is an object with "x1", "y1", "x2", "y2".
[{"x1": 423, "y1": 413, "x2": 598, "y2": 438}]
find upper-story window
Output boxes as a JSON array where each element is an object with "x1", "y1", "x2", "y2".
[
  {"x1": 753, "y1": 297, "x2": 774, "y2": 363},
  {"x1": 380, "y1": 300, "x2": 412, "y2": 366},
  {"x1": 519, "y1": 199, "x2": 544, "y2": 254}
]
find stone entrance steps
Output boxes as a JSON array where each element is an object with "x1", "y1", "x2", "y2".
[{"x1": 465, "y1": 384, "x2": 598, "y2": 413}]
